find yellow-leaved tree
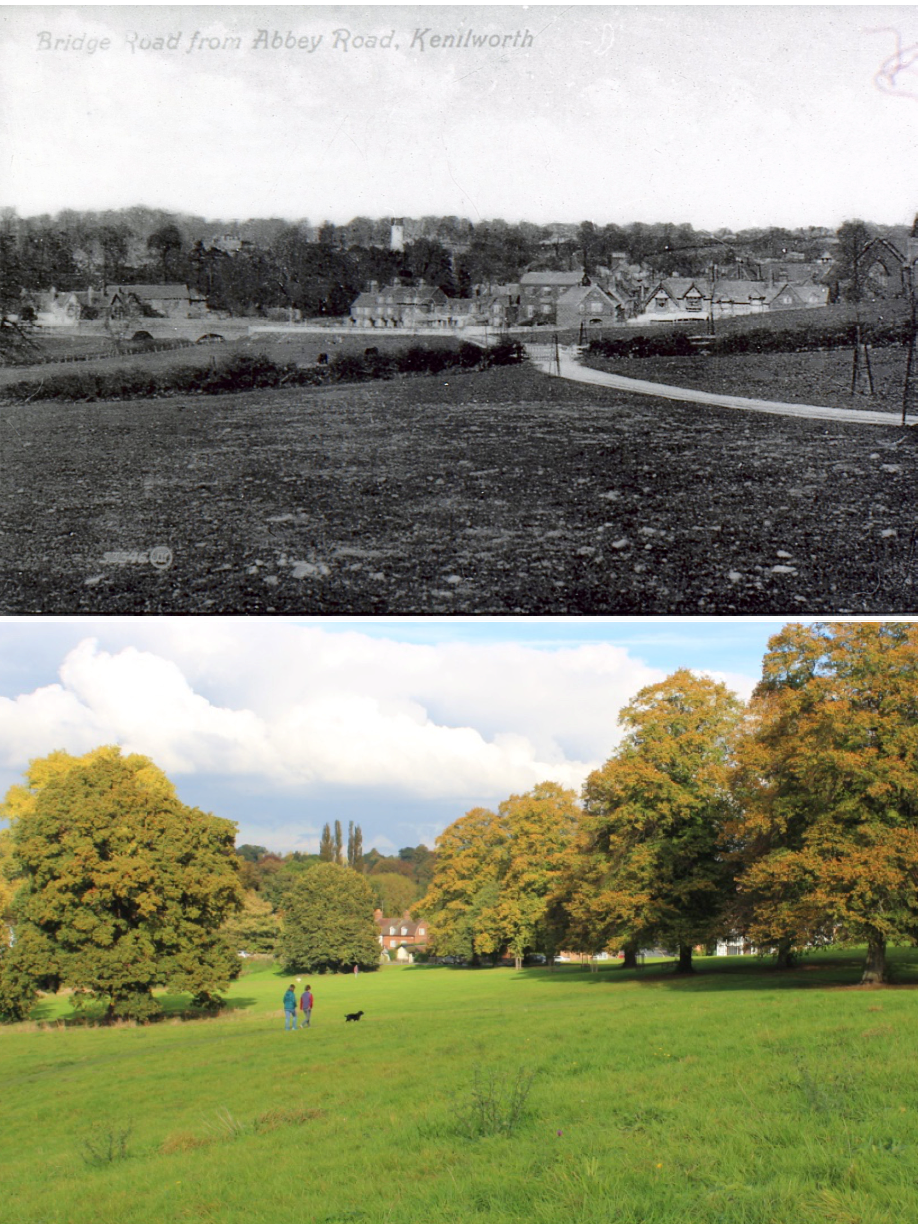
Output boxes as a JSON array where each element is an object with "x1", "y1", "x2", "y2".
[
  {"x1": 571, "y1": 669, "x2": 743, "y2": 973},
  {"x1": 0, "y1": 745, "x2": 244, "y2": 1022},
  {"x1": 729, "y1": 621, "x2": 918, "y2": 984}
]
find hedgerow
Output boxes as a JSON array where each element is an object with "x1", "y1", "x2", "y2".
[
  {"x1": 586, "y1": 318, "x2": 914, "y2": 361},
  {"x1": 0, "y1": 340, "x2": 526, "y2": 404}
]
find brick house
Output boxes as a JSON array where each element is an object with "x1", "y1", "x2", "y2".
[
  {"x1": 518, "y1": 269, "x2": 590, "y2": 321},
  {"x1": 374, "y1": 909, "x2": 428, "y2": 955}
]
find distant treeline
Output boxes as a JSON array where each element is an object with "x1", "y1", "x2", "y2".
[{"x1": 1, "y1": 205, "x2": 873, "y2": 317}]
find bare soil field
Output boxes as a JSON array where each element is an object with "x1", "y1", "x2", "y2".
[{"x1": 2, "y1": 362, "x2": 918, "y2": 614}]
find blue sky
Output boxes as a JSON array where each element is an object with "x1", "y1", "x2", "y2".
[{"x1": 0, "y1": 616, "x2": 825, "y2": 855}]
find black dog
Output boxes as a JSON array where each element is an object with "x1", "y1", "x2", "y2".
[{"x1": 345, "y1": 1010, "x2": 364, "y2": 1023}]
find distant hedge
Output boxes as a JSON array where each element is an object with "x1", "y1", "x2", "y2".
[
  {"x1": 586, "y1": 319, "x2": 915, "y2": 361},
  {"x1": 1, "y1": 340, "x2": 526, "y2": 404}
]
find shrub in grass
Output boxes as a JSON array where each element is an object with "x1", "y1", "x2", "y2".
[
  {"x1": 78, "y1": 1124, "x2": 132, "y2": 1167},
  {"x1": 454, "y1": 1066, "x2": 537, "y2": 1139}
]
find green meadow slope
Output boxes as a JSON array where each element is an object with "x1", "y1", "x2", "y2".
[{"x1": 3, "y1": 954, "x2": 918, "y2": 1224}]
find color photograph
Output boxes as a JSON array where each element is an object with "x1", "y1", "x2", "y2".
[{"x1": 2, "y1": 613, "x2": 918, "y2": 1224}]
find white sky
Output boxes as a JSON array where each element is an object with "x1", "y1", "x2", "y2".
[
  {"x1": 0, "y1": 616, "x2": 776, "y2": 855},
  {"x1": 2, "y1": 4, "x2": 918, "y2": 230}
]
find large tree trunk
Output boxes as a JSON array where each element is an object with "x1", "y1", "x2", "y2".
[
  {"x1": 775, "y1": 937, "x2": 796, "y2": 970},
  {"x1": 861, "y1": 934, "x2": 887, "y2": 985},
  {"x1": 675, "y1": 944, "x2": 694, "y2": 974},
  {"x1": 622, "y1": 945, "x2": 639, "y2": 969}
]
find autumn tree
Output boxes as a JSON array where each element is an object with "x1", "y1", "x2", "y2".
[
  {"x1": 729, "y1": 622, "x2": 918, "y2": 984},
  {"x1": 415, "y1": 807, "x2": 506, "y2": 962},
  {"x1": 576, "y1": 671, "x2": 744, "y2": 973},
  {"x1": 279, "y1": 863, "x2": 380, "y2": 973},
  {"x1": 0, "y1": 746, "x2": 243, "y2": 1021},
  {"x1": 0, "y1": 827, "x2": 16, "y2": 949},
  {"x1": 495, "y1": 783, "x2": 581, "y2": 969},
  {"x1": 334, "y1": 820, "x2": 344, "y2": 865}
]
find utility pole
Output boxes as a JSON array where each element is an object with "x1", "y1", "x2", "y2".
[
  {"x1": 903, "y1": 263, "x2": 917, "y2": 426},
  {"x1": 709, "y1": 262, "x2": 717, "y2": 336}
]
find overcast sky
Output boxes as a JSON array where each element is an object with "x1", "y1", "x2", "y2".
[
  {"x1": 0, "y1": 616, "x2": 820, "y2": 856},
  {"x1": 2, "y1": 4, "x2": 918, "y2": 231}
]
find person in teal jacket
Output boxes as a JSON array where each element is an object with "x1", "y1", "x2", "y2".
[{"x1": 283, "y1": 985, "x2": 298, "y2": 1030}]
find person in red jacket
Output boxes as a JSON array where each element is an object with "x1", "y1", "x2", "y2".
[{"x1": 299, "y1": 984, "x2": 314, "y2": 1028}]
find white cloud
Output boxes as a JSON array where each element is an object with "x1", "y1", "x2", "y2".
[{"x1": 0, "y1": 627, "x2": 667, "y2": 810}]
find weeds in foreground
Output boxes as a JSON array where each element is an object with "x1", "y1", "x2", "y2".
[
  {"x1": 202, "y1": 1107, "x2": 248, "y2": 1141},
  {"x1": 78, "y1": 1124, "x2": 132, "y2": 1167},
  {"x1": 454, "y1": 1066, "x2": 536, "y2": 1139},
  {"x1": 161, "y1": 1104, "x2": 324, "y2": 1154}
]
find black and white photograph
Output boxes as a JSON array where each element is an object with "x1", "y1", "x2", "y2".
[{"x1": 2, "y1": 4, "x2": 918, "y2": 612}]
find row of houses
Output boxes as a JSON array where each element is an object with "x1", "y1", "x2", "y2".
[
  {"x1": 23, "y1": 283, "x2": 207, "y2": 327},
  {"x1": 348, "y1": 268, "x2": 832, "y2": 330}
]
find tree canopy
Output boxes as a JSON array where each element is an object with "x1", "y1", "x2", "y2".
[
  {"x1": 0, "y1": 746, "x2": 243, "y2": 1021},
  {"x1": 416, "y1": 784, "x2": 580, "y2": 965},
  {"x1": 278, "y1": 863, "x2": 380, "y2": 973},
  {"x1": 729, "y1": 622, "x2": 918, "y2": 983},
  {"x1": 574, "y1": 670, "x2": 743, "y2": 972}
]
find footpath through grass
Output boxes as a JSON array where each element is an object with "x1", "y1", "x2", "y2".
[{"x1": 3, "y1": 951, "x2": 918, "y2": 1224}]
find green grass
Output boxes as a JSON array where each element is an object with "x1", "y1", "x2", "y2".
[{"x1": 3, "y1": 950, "x2": 918, "y2": 1223}]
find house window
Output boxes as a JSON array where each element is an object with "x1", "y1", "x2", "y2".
[
  {"x1": 418, "y1": 927, "x2": 425, "y2": 935},
  {"x1": 686, "y1": 298, "x2": 702, "y2": 312},
  {"x1": 401, "y1": 927, "x2": 408, "y2": 935},
  {"x1": 540, "y1": 304, "x2": 551, "y2": 314},
  {"x1": 655, "y1": 297, "x2": 667, "y2": 309},
  {"x1": 389, "y1": 926, "x2": 396, "y2": 934}
]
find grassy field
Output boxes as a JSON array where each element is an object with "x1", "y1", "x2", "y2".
[
  {"x1": 3, "y1": 951, "x2": 918, "y2": 1224},
  {"x1": 4, "y1": 361, "x2": 918, "y2": 613}
]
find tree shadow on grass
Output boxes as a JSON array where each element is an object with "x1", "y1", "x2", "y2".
[
  {"x1": 512, "y1": 951, "x2": 918, "y2": 993},
  {"x1": 28, "y1": 994, "x2": 260, "y2": 1026}
]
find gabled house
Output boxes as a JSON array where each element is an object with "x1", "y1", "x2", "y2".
[
  {"x1": 519, "y1": 269, "x2": 591, "y2": 321},
  {"x1": 639, "y1": 277, "x2": 772, "y2": 321},
  {"x1": 30, "y1": 287, "x2": 97, "y2": 327},
  {"x1": 641, "y1": 278, "x2": 709, "y2": 319},
  {"x1": 106, "y1": 284, "x2": 205, "y2": 319},
  {"x1": 555, "y1": 282, "x2": 628, "y2": 329},
  {"x1": 767, "y1": 282, "x2": 830, "y2": 311},
  {"x1": 373, "y1": 909, "x2": 428, "y2": 957}
]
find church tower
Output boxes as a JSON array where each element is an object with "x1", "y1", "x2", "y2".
[{"x1": 390, "y1": 218, "x2": 405, "y2": 253}]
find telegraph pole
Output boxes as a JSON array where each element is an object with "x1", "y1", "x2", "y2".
[{"x1": 903, "y1": 264, "x2": 917, "y2": 426}]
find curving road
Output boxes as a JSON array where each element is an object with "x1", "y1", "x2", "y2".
[{"x1": 526, "y1": 345, "x2": 915, "y2": 428}]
